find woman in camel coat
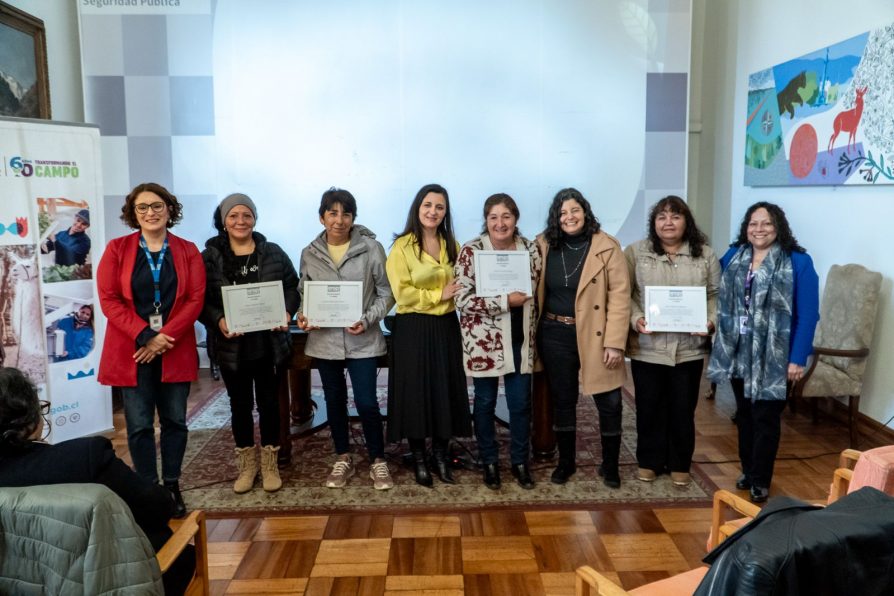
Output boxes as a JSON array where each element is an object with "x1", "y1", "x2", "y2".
[{"x1": 535, "y1": 187, "x2": 630, "y2": 488}]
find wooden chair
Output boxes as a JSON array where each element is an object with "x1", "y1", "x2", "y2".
[
  {"x1": 792, "y1": 264, "x2": 882, "y2": 447},
  {"x1": 576, "y1": 565, "x2": 709, "y2": 595},
  {"x1": 707, "y1": 446, "x2": 894, "y2": 550},
  {"x1": 161, "y1": 510, "x2": 211, "y2": 596}
]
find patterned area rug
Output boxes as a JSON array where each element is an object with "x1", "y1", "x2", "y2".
[{"x1": 180, "y1": 387, "x2": 716, "y2": 516}]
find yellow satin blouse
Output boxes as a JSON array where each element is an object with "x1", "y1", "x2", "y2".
[{"x1": 386, "y1": 233, "x2": 459, "y2": 315}]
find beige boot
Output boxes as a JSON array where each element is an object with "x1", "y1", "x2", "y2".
[
  {"x1": 260, "y1": 445, "x2": 282, "y2": 492},
  {"x1": 233, "y1": 446, "x2": 258, "y2": 494}
]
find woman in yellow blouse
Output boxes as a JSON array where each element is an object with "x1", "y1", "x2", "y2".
[{"x1": 386, "y1": 183, "x2": 473, "y2": 487}]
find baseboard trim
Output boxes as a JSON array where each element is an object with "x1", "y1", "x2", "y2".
[{"x1": 796, "y1": 396, "x2": 894, "y2": 446}]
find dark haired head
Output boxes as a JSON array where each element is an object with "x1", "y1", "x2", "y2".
[
  {"x1": 734, "y1": 201, "x2": 805, "y2": 253},
  {"x1": 393, "y1": 183, "x2": 458, "y2": 264},
  {"x1": 480, "y1": 193, "x2": 520, "y2": 237},
  {"x1": 543, "y1": 187, "x2": 600, "y2": 247},
  {"x1": 318, "y1": 188, "x2": 358, "y2": 218},
  {"x1": 0, "y1": 368, "x2": 42, "y2": 453},
  {"x1": 647, "y1": 195, "x2": 708, "y2": 258},
  {"x1": 120, "y1": 182, "x2": 183, "y2": 229}
]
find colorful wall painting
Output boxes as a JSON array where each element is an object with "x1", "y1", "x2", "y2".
[{"x1": 745, "y1": 24, "x2": 894, "y2": 186}]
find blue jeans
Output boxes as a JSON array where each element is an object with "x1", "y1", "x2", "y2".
[
  {"x1": 317, "y1": 357, "x2": 385, "y2": 461},
  {"x1": 121, "y1": 359, "x2": 190, "y2": 484},
  {"x1": 472, "y1": 342, "x2": 532, "y2": 465}
]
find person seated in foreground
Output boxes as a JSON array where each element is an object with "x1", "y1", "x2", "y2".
[{"x1": 0, "y1": 367, "x2": 195, "y2": 594}]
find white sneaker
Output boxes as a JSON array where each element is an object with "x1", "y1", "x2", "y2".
[
  {"x1": 325, "y1": 455, "x2": 354, "y2": 488},
  {"x1": 369, "y1": 459, "x2": 394, "y2": 490}
]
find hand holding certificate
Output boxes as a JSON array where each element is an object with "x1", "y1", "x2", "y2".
[
  {"x1": 222, "y1": 281, "x2": 288, "y2": 334},
  {"x1": 644, "y1": 285, "x2": 708, "y2": 333},
  {"x1": 474, "y1": 250, "x2": 532, "y2": 298},
  {"x1": 303, "y1": 281, "x2": 363, "y2": 327}
]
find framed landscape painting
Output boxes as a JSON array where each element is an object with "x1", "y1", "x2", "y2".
[{"x1": 0, "y1": 1, "x2": 50, "y2": 119}]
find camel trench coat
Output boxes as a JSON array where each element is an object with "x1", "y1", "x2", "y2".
[{"x1": 535, "y1": 230, "x2": 631, "y2": 395}]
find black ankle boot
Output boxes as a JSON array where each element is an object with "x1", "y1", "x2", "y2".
[
  {"x1": 411, "y1": 449, "x2": 433, "y2": 487},
  {"x1": 599, "y1": 434, "x2": 621, "y2": 489},
  {"x1": 482, "y1": 463, "x2": 501, "y2": 490},
  {"x1": 431, "y1": 440, "x2": 456, "y2": 484},
  {"x1": 551, "y1": 431, "x2": 577, "y2": 484},
  {"x1": 165, "y1": 481, "x2": 187, "y2": 518},
  {"x1": 511, "y1": 463, "x2": 535, "y2": 489}
]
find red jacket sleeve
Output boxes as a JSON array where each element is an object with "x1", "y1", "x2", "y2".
[{"x1": 96, "y1": 236, "x2": 151, "y2": 341}]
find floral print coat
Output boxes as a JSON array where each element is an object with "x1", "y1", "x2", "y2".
[{"x1": 454, "y1": 234, "x2": 542, "y2": 377}]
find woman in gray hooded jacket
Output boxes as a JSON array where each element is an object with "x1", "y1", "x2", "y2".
[{"x1": 297, "y1": 188, "x2": 396, "y2": 490}]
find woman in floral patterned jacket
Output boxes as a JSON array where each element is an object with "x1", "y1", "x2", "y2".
[{"x1": 455, "y1": 193, "x2": 542, "y2": 490}]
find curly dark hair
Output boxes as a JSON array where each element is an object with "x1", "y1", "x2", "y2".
[
  {"x1": 733, "y1": 201, "x2": 805, "y2": 253},
  {"x1": 479, "y1": 193, "x2": 520, "y2": 237},
  {"x1": 120, "y1": 182, "x2": 183, "y2": 229},
  {"x1": 647, "y1": 195, "x2": 708, "y2": 258},
  {"x1": 393, "y1": 183, "x2": 458, "y2": 264},
  {"x1": 542, "y1": 187, "x2": 600, "y2": 248},
  {"x1": 0, "y1": 368, "x2": 42, "y2": 453}
]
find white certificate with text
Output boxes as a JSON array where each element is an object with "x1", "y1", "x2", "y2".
[
  {"x1": 644, "y1": 286, "x2": 708, "y2": 333},
  {"x1": 304, "y1": 281, "x2": 363, "y2": 327},
  {"x1": 222, "y1": 281, "x2": 287, "y2": 334},
  {"x1": 474, "y1": 251, "x2": 532, "y2": 297}
]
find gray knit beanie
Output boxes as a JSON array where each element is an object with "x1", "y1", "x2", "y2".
[{"x1": 219, "y1": 193, "x2": 258, "y2": 221}]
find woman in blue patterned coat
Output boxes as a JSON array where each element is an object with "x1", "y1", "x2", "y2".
[{"x1": 707, "y1": 202, "x2": 819, "y2": 503}]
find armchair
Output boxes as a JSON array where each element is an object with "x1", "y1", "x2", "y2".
[
  {"x1": 792, "y1": 264, "x2": 882, "y2": 446},
  {"x1": 708, "y1": 446, "x2": 894, "y2": 550}
]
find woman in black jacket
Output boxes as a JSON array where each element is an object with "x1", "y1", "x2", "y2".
[
  {"x1": 0, "y1": 366, "x2": 195, "y2": 594},
  {"x1": 201, "y1": 194, "x2": 300, "y2": 493}
]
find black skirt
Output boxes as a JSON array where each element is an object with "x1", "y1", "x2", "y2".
[{"x1": 386, "y1": 312, "x2": 472, "y2": 442}]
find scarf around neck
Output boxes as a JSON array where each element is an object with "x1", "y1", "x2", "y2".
[{"x1": 707, "y1": 243, "x2": 794, "y2": 401}]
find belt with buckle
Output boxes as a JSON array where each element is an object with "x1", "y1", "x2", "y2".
[{"x1": 544, "y1": 312, "x2": 576, "y2": 325}]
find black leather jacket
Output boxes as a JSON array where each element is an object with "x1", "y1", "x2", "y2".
[{"x1": 696, "y1": 487, "x2": 894, "y2": 595}]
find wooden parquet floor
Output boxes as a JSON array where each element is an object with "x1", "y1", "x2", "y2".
[{"x1": 110, "y1": 373, "x2": 884, "y2": 595}]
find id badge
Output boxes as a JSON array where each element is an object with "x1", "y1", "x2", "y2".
[
  {"x1": 149, "y1": 313, "x2": 163, "y2": 331},
  {"x1": 738, "y1": 315, "x2": 750, "y2": 335}
]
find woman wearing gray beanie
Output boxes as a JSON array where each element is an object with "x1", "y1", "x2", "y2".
[{"x1": 200, "y1": 193, "x2": 300, "y2": 493}]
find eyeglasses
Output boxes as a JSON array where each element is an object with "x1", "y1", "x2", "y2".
[
  {"x1": 134, "y1": 201, "x2": 167, "y2": 214},
  {"x1": 38, "y1": 400, "x2": 51, "y2": 441}
]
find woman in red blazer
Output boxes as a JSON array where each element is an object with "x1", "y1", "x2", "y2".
[{"x1": 97, "y1": 182, "x2": 206, "y2": 517}]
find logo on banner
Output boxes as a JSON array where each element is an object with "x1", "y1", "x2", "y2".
[
  {"x1": 67, "y1": 369, "x2": 96, "y2": 380},
  {"x1": 8, "y1": 156, "x2": 79, "y2": 178},
  {"x1": 0, "y1": 218, "x2": 28, "y2": 237},
  {"x1": 51, "y1": 401, "x2": 80, "y2": 428}
]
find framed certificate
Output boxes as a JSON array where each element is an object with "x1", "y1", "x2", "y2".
[
  {"x1": 304, "y1": 281, "x2": 363, "y2": 327},
  {"x1": 222, "y1": 281, "x2": 287, "y2": 334},
  {"x1": 473, "y1": 250, "x2": 532, "y2": 298},
  {"x1": 644, "y1": 286, "x2": 708, "y2": 333}
]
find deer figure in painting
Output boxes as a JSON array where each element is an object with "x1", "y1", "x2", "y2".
[{"x1": 828, "y1": 86, "x2": 868, "y2": 154}]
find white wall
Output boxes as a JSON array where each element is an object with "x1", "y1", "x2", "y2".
[
  {"x1": 706, "y1": 0, "x2": 894, "y2": 427},
  {"x1": 7, "y1": 0, "x2": 83, "y2": 123}
]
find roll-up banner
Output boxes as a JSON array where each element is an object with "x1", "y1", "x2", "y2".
[{"x1": 0, "y1": 117, "x2": 111, "y2": 442}]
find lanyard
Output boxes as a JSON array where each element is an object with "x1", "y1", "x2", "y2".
[
  {"x1": 743, "y1": 267, "x2": 756, "y2": 316},
  {"x1": 139, "y1": 235, "x2": 168, "y2": 313}
]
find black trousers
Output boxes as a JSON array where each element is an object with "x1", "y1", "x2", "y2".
[
  {"x1": 630, "y1": 358, "x2": 703, "y2": 473},
  {"x1": 220, "y1": 358, "x2": 283, "y2": 448},
  {"x1": 731, "y1": 377, "x2": 787, "y2": 488},
  {"x1": 537, "y1": 319, "x2": 622, "y2": 435}
]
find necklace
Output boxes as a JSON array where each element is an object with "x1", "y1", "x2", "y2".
[
  {"x1": 560, "y1": 241, "x2": 589, "y2": 286},
  {"x1": 240, "y1": 252, "x2": 256, "y2": 277}
]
